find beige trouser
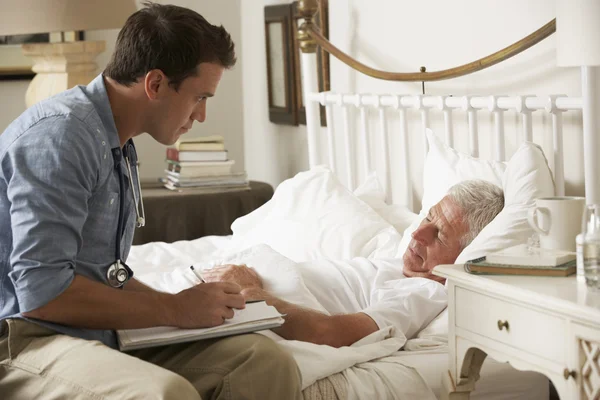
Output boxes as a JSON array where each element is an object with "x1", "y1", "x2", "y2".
[{"x1": 0, "y1": 319, "x2": 302, "y2": 400}]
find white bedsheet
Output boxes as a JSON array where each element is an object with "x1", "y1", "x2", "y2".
[
  {"x1": 128, "y1": 236, "x2": 550, "y2": 399},
  {"x1": 128, "y1": 237, "x2": 438, "y2": 399}
]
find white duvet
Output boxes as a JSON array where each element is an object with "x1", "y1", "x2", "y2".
[{"x1": 128, "y1": 238, "x2": 439, "y2": 399}]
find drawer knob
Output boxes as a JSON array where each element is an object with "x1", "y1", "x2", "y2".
[
  {"x1": 497, "y1": 320, "x2": 509, "y2": 331},
  {"x1": 563, "y1": 368, "x2": 577, "y2": 380}
]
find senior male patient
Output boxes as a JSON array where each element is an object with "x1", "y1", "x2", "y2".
[{"x1": 203, "y1": 180, "x2": 504, "y2": 348}]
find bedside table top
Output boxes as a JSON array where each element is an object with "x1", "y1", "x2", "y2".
[{"x1": 434, "y1": 264, "x2": 600, "y2": 326}]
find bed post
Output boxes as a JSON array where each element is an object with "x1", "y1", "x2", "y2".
[
  {"x1": 297, "y1": 0, "x2": 321, "y2": 168},
  {"x1": 581, "y1": 67, "x2": 600, "y2": 205}
]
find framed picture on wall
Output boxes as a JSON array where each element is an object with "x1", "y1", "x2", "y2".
[
  {"x1": 0, "y1": 31, "x2": 83, "y2": 81},
  {"x1": 264, "y1": 4, "x2": 298, "y2": 125},
  {"x1": 292, "y1": 0, "x2": 329, "y2": 126}
]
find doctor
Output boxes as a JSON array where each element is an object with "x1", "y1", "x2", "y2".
[{"x1": 0, "y1": 3, "x2": 301, "y2": 400}]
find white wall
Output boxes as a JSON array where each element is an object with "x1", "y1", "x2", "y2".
[
  {"x1": 0, "y1": 0, "x2": 243, "y2": 183},
  {"x1": 241, "y1": 0, "x2": 309, "y2": 188}
]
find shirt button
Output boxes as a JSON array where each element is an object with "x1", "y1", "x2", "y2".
[
  {"x1": 96, "y1": 129, "x2": 101, "y2": 134},
  {"x1": 104, "y1": 154, "x2": 107, "y2": 159},
  {"x1": 110, "y1": 199, "x2": 114, "y2": 205},
  {"x1": 102, "y1": 141, "x2": 106, "y2": 146}
]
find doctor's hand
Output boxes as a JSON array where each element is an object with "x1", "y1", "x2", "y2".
[
  {"x1": 170, "y1": 282, "x2": 245, "y2": 328},
  {"x1": 202, "y1": 264, "x2": 263, "y2": 291}
]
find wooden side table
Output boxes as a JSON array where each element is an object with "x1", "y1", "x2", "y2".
[
  {"x1": 433, "y1": 264, "x2": 600, "y2": 400},
  {"x1": 132, "y1": 181, "x2": 273, "y2": 245}
]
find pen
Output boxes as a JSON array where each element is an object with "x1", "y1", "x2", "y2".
[{"x1": 189, "y1": 265, "x2": 205, "y2": 283}]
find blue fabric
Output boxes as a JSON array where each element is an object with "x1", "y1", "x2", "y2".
[{"x1": 0, "y1": 75, "x2": 138, "y2": 349}]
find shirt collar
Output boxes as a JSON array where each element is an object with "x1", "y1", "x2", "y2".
[{"x1": 84, "y1": 74, "x2": 122, "y2": 150}]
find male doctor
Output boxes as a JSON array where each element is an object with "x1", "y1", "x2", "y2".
[{"x1": 0, "y1": 3, "x2": 301, "y2": 399}]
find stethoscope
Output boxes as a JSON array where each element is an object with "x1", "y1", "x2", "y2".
[{"x1": 107, "y1": 139, "x2": 145, "y2": 288}]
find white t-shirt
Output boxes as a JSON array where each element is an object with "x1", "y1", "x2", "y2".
[{"x1": 296, "y1": 257, "x2": 448, "y2": 341}]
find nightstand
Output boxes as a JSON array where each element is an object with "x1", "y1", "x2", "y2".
[{"x1": 433, "y1": 265, "x2": 600, "y2": 400}]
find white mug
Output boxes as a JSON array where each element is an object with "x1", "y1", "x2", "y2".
[{"x1": 527, "y1": 196, "x2": 586, "y2": 252}]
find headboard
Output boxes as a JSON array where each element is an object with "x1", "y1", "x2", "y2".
[{"x1": 295, "y1": 0, "x2": 598, "y2": 211}]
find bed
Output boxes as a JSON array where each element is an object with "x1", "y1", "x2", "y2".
[
  {"x1": 128, "y1": 235, "x2": 549, "y2": 400},
  {"x1": 127, "y1": 1, "x2": 599, "y2": 398}
]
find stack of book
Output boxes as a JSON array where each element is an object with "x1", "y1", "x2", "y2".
[
  {"x1": 464, "y1": 244, "x2": 576, "y2": 277},
  {"x1": 162, "y1": 135, "x2": 249, "y2": 192}
]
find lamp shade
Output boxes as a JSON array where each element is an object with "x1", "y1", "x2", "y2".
[
  {"x1": 556, "y1": 0, "x2": 600, "y2": 66},
  {"x1": 0, "y1": 0, "x2": 137, "y2": 36}
]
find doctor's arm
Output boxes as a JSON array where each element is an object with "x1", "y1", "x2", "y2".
[
  {"x1": 123, "y1": 277, "x2": 156, "y2": 292},
  {"x1": 22, "y1": 275, "x2": 245, "y2": 330}
]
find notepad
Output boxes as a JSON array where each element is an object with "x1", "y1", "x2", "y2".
[{"x1": 117, "y1": 301, "x2": 284, "y2": 351}]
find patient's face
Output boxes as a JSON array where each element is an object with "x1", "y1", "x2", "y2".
[
  {"x1": 149, "y1": 62, "x2": 225, "y2": 145},
  {"x1": 402, "y1": 196, "x2": 469, "y2": 283}
]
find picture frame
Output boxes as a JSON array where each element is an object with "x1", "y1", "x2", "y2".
[
  {"x1": 264, "y1": 4, "x2": 298, "y2": 125},
  {"x1": 0, "y1": 31, "x2": 83, "y2": 81},
  {"x1": 292, "y1": 0, "x2": 329, "y2": 126}
]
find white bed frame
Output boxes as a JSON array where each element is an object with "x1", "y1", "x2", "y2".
[{"x1": 298, "y1": 5, "x2": 599, "y2": 210}]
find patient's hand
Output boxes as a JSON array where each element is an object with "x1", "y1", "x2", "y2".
[{"x1": 202, "y1": 264, "x2": 263, "y2": 291}]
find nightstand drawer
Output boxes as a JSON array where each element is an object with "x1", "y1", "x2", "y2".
[{"x1": 455, "y1": 287, "x2": 566, "y2": 363}]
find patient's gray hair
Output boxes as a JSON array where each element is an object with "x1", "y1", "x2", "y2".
[{"x1": 447, "y1": 180, "x2": 504, "y2": 247}]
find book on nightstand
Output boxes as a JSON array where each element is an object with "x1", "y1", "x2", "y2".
[
  {"x1": 464, "y1": 258, "x2": 576, "y2": 276},
  {"x1": 464, "y1": 244, "x2": 577, "y2": 277},
  {"x1": 175, "y1": 135, "x2": 226, "y2": 152},
  {"x1": 484, "y1": 244, "x2": 576, "y2": 267},
  {"x1": 166, "y1": 148, "x2": 228, "y2": 162}
]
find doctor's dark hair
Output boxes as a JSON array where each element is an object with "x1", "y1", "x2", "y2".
[{"x1": 104, "y1": 1, "x2": 236, "y2": 91}]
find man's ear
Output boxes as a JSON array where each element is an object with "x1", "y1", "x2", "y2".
[{"x1": 144, "y1": 70, "x2": 166, "y2": 100}]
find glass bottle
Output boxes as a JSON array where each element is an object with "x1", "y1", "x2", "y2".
[{"x1": 581, "y1": 204, "x2": 600, "y2": 290}]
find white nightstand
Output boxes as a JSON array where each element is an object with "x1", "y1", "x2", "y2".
[{"x1": 433, "y1": 265, "x2": 600, "y2": 400}]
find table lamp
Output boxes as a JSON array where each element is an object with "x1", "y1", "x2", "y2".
[
  {"x1": 0, "y1": 0, "x2": 137, "y2": 107},
  {"x1": 556, "y1": 0, "x2": 600, "y2": 204}
]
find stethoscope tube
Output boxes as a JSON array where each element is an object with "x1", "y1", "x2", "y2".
[
  {"x1": 107, "y1": 139, "x2": 142, "y2": 288},
  {"x1": 114, "y1": 148, "x2": 125, "y2": 263}
]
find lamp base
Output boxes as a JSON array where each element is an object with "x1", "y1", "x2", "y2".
[{"x1": 21, "y1": 40, "x2": 105, "y2": 108}]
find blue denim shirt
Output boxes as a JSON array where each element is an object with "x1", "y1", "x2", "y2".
[{"x1": 0, "y1": 75, "x2": 138, "y2": 349}]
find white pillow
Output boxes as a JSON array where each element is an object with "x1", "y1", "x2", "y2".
[
  {"x1": 354, "y1": 173, "x2": 419, "y2": 234},
  {"x1": 421, "y1": 129, "x2": 506, "y2": 212},
  {"x1": 229, "y1": 166, "x2": 404, "y2": 262},
  {"x1": 398, "y1": 129, "x2": 555, "y2": 262},
  {"x1": 456, "y1": 142, "x2": 555, "y2": 262}
]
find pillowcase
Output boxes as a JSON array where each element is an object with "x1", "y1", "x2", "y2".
[
  {"x1": 397, "y1": 129, "x2": 555, "y2": 263},
  {"x1": 421, "y1": 129, "x2": 506, "y2": 213},
  {"x1": 353, "y1": 172, "x2": 419, "y2": 234},
  {"x1": 228, "y1": 166, "x2": 404, "y2": 262},
  {"x1": 456, "y1": 142, "x2": 555, "y2": 262}
]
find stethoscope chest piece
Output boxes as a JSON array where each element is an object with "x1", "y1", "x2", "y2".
[{"x1": 107, "y1": 260, "x2": 131, "y2": 288}]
